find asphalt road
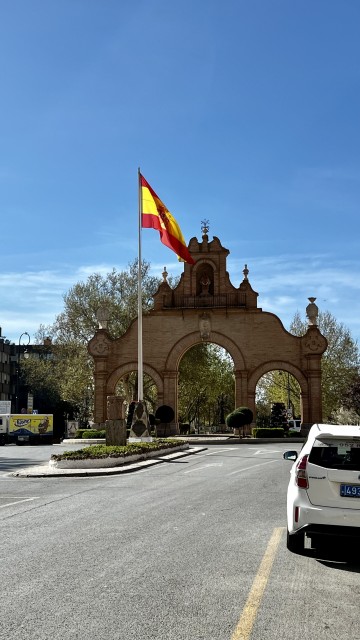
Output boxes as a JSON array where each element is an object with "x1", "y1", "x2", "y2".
[{"x1": 0, "y1": 443, "x2": 359, "y2": 640}]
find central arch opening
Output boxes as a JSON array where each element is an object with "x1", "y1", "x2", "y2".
[{"x1": 178, "y1": 343, "x2": 235, "y2": 434}]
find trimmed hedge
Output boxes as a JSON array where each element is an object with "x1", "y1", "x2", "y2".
[
  {"x1": 252, "y1": 427, "x2": 284, "y2": 438},
  {"x1": 74, "y1": 429, "x2": 106, "y2": 439},
  {"x1": 51, "y1": 439, "x2": 185, "y2": 461},
  {"x1": 82, "y1": 429, "x2": 106, "y2": 439}
]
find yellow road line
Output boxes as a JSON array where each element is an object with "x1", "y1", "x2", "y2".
[{"x1": 231, "y1": 527, "x2": 285, "y2": 640}]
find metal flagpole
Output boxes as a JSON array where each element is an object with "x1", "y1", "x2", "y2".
[{"x1": 137, "y1": 167, "x2": 143, "y2": 401}]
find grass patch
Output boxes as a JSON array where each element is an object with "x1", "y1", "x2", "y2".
[{"x1": 51, "y1": 439, "x2": 186, "y2": 461}]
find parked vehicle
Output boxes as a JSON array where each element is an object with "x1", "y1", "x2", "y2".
[
  {"x1": 283, "y1": 423, "x2": 360, "y2": 555},
  {"x1": 0, "y1": 414, "x2": 53, "y2": 445},
  {"x1": 0, "y1": 414, "x2": 9, "y2": 445},
  {"x1": 288, "y1": 419, "x2": 301, "y2": 432}
]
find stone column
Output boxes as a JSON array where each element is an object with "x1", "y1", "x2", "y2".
[
  {"x1": 234, "y1": 370, "x2": 253, "y2": 436},
  {"x1": 88, "y1": 329, "x2": 112, "y2": 426},
  {"x1": 301, "y1": 326, "x2": 327, "y2": 432},
  {"x1": 235, "y1": 370, "x2": 248, "y2": 408},
  {"x1": 94, "y1": 369, "x2": 108, "y2": 425},
  {"x1": 306, "y1": 367, "x2": 323, "y2": 424},
  {"x1": 106, "y1": 396, "x2": 127, "y2": 446},
  {"x1": 300, "y1": 389, "x2": 309, "y2": 427}
]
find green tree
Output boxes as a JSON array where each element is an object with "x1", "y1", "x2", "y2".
[
  {"x1": 342, "y1": 375, "x2": 360, "y2": 416},
  {"x1": 270, "y1": 402, "x2": 288, "y2": 430},
  {"x1": 115, "y1": 371, "x2": 157, "y2": 412},
  {"x1": 22, "y1": 261, "x2": 163, "y2": 423},
  {"x1": 290, "y1": 310, "x2": 359, "y2": 421},
  {"x1": 226, "y1": 406, "x2": 253, "y2": 436},
  {"x1": 256, "y1": 371, "x2": 301, "y2": 419},
  {"x1": 54, "y1": 260, "x2": 161, "y2": 343}
]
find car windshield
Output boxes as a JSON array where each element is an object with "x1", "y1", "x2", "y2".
[{"x1": 309, "y1": 438, "x2": 360, "y2": 471}]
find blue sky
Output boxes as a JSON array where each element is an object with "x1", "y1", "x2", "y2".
[{"x1": 1, "y1": 1, "x2": 360, "y2": 345}]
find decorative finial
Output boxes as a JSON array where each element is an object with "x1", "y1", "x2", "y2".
[
  {"x1": 306, "y1": 297, "x2": 318, "y2": 326},
  {"x1": 243, "y1": 264, "x2": 249, "y2": 280},
  {"x1": 201, "y1": 219, "x2": 209, "y2": 237},
  {"x1": 162, "y1": 267, "x2": 168, "y2": 282},
  {"x1": 96, "y1": 305, "x2": 110, "y2": 329}
]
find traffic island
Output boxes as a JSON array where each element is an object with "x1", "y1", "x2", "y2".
[
  {"x1": 50, "y1": 441, "x2": 190, "y2": 469},
  {"x1": 11, "y1": 442, "x2": 206, "y2": 478}
]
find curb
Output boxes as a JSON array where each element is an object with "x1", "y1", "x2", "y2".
[
  {"x1": 175, "y1": 438, "x2": 305, "y2": 445},
  {"x1": 11, "y1": 446, "x2": 207, "y2": 478}
]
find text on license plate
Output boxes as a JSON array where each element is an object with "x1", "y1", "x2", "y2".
[{"x1": 340, "y1": 484, "x2": 360, "y2": 498}]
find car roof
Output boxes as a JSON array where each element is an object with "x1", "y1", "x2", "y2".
[{"x1": 308, "y1": 423, "x2": 360, "y2": 440}]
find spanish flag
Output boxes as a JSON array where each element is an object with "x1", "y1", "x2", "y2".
[{"x1": 140, "y1": 174, "x2": 195, "y2": 265}]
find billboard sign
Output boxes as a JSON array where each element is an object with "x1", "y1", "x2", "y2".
[{"x1": 9, "y1": 414, "x2": 53, "y2": 437}]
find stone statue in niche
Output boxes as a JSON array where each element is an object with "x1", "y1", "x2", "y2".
[{"x1": 199, "y1": 273, "x2": 211, "y2": 296}]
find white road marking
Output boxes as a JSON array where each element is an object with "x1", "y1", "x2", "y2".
[
  {"x1": 253, "y1": 449, "x2": 280, "y2": 455},
  {"x1": 227, "y1": 459, "x2": 279, "y2": 476},
  {"x1": 205, "y1": 448, "x2": 235, "y2": 455},
  {"x1": 184, "y1": 463, "x2": 223, "y2": 474},
  {"x1": 0, "y1": 497, "x2": 38, "y2": 509}
]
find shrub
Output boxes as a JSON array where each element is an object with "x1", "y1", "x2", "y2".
[
  {"x1": 287, "y1": 430, "x2": 301, "y2": 437},
  {"x1": 81, "y1": 429, "x2": 106, "y2": 439},
  {"x1": 252, "y1": 427, "x2": 284, "y2": 438},
  {"x1": 155, "y1": 405, "x2": 175, "y2": 423},
  {"x1": 226, "y1": 407, "x2": 253, "y2": 435}
]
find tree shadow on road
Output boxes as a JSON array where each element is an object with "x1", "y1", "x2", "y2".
[{"x1": 0, "y1": 457, "x2": 47, "y2": 472}]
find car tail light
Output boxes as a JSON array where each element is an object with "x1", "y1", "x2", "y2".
[{"x1": 295, "y1": 454, "x2": 309, "y2": 489}]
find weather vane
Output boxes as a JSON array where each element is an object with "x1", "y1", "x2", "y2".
[{"x1": 201, "y1": 219, "x2": 210, "y2": 236}]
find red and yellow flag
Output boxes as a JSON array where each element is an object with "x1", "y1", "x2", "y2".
[{"x1": 140, "y1": 174, "x2": 195, "y2": 265}]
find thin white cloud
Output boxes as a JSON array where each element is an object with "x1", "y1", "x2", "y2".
[{"x1": 1, "y1": 252, "x2": 360, "y2": 344}]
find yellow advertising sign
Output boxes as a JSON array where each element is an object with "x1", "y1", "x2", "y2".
[{"x1": 10, "y1": 414, "x2": 53, "y2": 436}]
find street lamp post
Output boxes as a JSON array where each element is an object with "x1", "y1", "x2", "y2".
[
  {"x1": 16, "y1": 332, "x2": 30, "y2": 413},
  {"x1": 286, "y1": 372, "x2": 291, "y2": 413}
]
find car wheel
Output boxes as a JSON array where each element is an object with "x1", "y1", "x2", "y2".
[{"x1": 287, "y1": 530, "x2": 304, "y2": 554}]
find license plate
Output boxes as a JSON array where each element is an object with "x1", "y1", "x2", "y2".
[
  {"x1": 340, "y1": 484, "x2": 360, "y2": 498},
  {"x1": 18, "y1": 436, "x2": 29, "y2": 442}
]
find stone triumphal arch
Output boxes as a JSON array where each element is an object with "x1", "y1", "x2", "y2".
[{"x1": 88, "y1": 228, "x2": 327, "y2": 433}]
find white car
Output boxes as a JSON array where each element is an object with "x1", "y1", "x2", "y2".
[{"x1": 283, "y1": 423, "x2": 360, "y2": 555}]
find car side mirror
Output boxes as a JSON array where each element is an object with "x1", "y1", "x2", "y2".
[{"x1": 283, "y1": 451, "x2": 298, "y2": 461}]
